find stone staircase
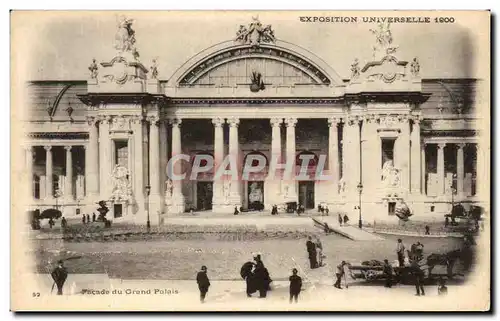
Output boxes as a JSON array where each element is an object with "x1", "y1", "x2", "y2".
[{"x1": 312, "y1": 217, "x2": 384, "y2": 241}]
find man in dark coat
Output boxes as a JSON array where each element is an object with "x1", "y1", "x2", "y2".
[
  {"x1": 382, "y1": 259, "x2": 394, "y2": 288},
  {"x1": 254, "y1": 260, "x2": 271, "y2": 298},
  {"x1": 396, "y1": 239, "x2": 406, "y2": 267},
  {"x1": 306, "y1": 236, "x2": 318, "y2": 269},
  {"x1": 82, "y1": 214, "x2": 86, "y2": 224},
  {"x1": 51, "y1": 260, "x2": 68, "y2": 295},
  {"x1": 411, "y1": 259, "x2": 425, "y2": 296},
  {"x1": 196, "y1": 265, "x2": 210, "y2": 303},
  {"x1": 92, "y1": 212, "x2": 96, "y2": 222},
  {"x1": 289, "y1": 268, "x2": 302, "y2": 303}
]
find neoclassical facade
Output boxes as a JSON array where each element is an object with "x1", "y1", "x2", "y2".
[{"x1": 21, "y1": 18, "x2": 488, "y2": 224}]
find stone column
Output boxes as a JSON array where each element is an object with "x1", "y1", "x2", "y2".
[
  {"x1": 456, "y1": 143, "x2": 465, "y2": 198},
  {"x1": 148, "y1": 115, "x2": 161, "y2": 225},
  {"x1": 421, "y1": 143, "x2": 426, "y2": 195},
  {"x1": 132, "y1": 115, "x2": 146, "y2": 217},
  {"x1": 169, "y1": 118, "x2": 185, "y2": 213},
  {"x1": 267, "y1": 117, "x2": 283, "y2": 207},
  {"x1": 328, "y1": 117, "x2": 340, "y2": 194},
  {"x1": 410, "y1": 118, "x2": 421, "y2": 194},
  {"x1": 347, "y1": 116, "x2": 361, "y2": 196},
  {"x1": 284, "y1": 117, "x2": 298, "y2": 201},
  {"x1": 212, "y1": 117, "x2": 225, "y2": 210},
  {"x1": 98, "y1": 115, "x2": 112, "y2": 199},
  {"x1": 476, "y1": 142, "x2": 486, "y2": 200},
  {"x1": 26, "y1": 146, "x2": 33, "y2": 200},
  {"x1": 227, "y1": 117, "x2": 241, "y2": 205},
  {"x1": 398, "y1": 116, "x2": 411, "y2": 193},
  {"x1": 85, "y1": 116, "x2": 99, "y2": 201},
  {"x1": 437, "y1": 143, "x2": 446, "y2": 196},
  {"x1": 44, "y1": 145, "x2": 53, "y2": 199},
  {"x1": 64, "y1": 146, "x2": 73, "y2": 201}
]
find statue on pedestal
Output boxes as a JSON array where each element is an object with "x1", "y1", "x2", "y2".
[
  {"x1": 410, "y1": 57, "x2": 420, "y2": 77},
  {"x1": 109, "y1": 164, "x2": 133, "y2": 203},
  {"x1": 114, "y1": 16, "x2": 140, "y2": 60},
  {"x1": 235, "y1": 16, "x2": 276, "y2": 46},
  {"x1": 381, "y1": 160, "x2": 400, "y2": 188},
  {"x1": 350, "y1": 58, "x2": 360, "y2": 80},
  {"x1": 369, "y1": 22, "x2": 398, "y2": 58},
  {"x1": 88, "y1": 58, "x2": 98, "y2": 79}
]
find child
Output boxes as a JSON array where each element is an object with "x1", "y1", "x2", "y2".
[
  {"x1": 438, "y1": 278, "x2": 448, "y2": 296},
  {"x1": 289, "y1": 268, "x2": 302, "y2": 303}
]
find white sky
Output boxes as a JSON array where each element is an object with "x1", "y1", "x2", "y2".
[{"x1": 13, "y1": 11, "x2": 488, "y2": 81}]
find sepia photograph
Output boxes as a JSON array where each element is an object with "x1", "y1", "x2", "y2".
[{"x1": 10, "y1": 10, "x2": 490, "y2": 311}]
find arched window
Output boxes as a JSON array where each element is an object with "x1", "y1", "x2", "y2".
[
  {"x1": 191, "y1": 152, "x2": 214, "y2": 167},
  {"x1": 243, "y1": 151, "x2": 268, "y2": 168},
  {"x1": 296, "y1": 151, "x2": 319, "y2": 168}
]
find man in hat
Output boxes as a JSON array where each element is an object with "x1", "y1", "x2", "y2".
[
  {"x1": 289, "y1": 268, "x2": 302, "y2": 303},
  {"x1": 382, "y1": 259, "x2": 394, "y2": 288},
  {"x1": 306, "y1": 236, "x2": 318, "y2": 269},
  {"x1": 396, "y1": 239, "x2": 406, "y2": 267},
  {"x1": 51, "y1": 260, "x2": 68, "y2": 295},
  {"x1": 196, "y1": 265, "x2": 210, "y2": 303},
  {"x1": 334, "y1": 261, "x2": 347, "y2": 289}
]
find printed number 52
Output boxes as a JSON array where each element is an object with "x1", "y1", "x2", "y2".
[{"x1": 32, "y1": 292, "x2": 40, "y2": 297}]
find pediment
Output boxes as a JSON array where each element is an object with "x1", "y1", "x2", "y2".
[{"x1": 177, "y1": 44, "x2": 334, "y2": 87}]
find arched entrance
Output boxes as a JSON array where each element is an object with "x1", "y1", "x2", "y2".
[
  {"x1": 296, "y1": 151, "x2": 318, "y2": 209},
  {"x1": 243, "y1": 151, "x2": 268, "y2": 211},
  {"x1": 192, "y1": 152, "x2": 214, "y2": 211}
]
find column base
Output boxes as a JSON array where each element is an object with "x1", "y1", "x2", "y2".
[
  {"x1": 165, "y1": 194, "x2": 185, "y2": 215},
  {"x1": 148, "y1": 194, "x2": 162, "y2": 225},
  {"x1": 212, "y1": 204, "x2": 237, "y2": 214}
]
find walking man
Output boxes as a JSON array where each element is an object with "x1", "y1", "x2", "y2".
[
  {"x1": 411, "y1": 259, "x2": 425, "y2": 296},
  {"x1": 338, "y1": 214, "x2": 343, "y2": 226},
  {"x1": 396, "y1": 239, "x2": 406, "y2": 267},
  {"x1": 289, "y1": 268, "x2": 302, "y2": 303},
  {"x1": 306, "y1": 236, "x2": 318, "y2": 269},
  {"x1": 51, "y1": 260, "x2": 68, "y2": 295},
  {"x1": 196, "y1": 265, "x2": 210, "y2": 303},
  {"x1": 334, "y1": 261, "x2": 347, "y2": 289}
]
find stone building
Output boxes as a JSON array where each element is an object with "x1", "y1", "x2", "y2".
[{"x1": 21, "y1": 18, "x2": 488, "y2": 225}]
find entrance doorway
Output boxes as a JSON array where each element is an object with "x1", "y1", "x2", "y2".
[
  {"x1": 299, "y1": 181, "x2": 315, "y2": 209},
  {"x1": 196, "y1": 182, "x2": 213, "y2": 211},
  {"x1": 247, "y1": 181, "x2": 264, "y2": 211}
]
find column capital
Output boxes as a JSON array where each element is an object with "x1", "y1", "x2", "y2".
[
  {"x1": 328, "y1": 117, "x2": 341, "y2": 126},
  {"x1": 98, "y1": 115, "x2": 113, "y2": 124},
  {"x1": 43, "y1": 145, "x2": 52, "y2": 151},
  {"x1": 437, "y1": 142, "x2": 447, "y2": 149},
  {"x1": 347, "y1": 115, "x2": 361, "y2": 125},
  {"x1": 64, "y1": 145, "x2": 73, "y2": 151},
  {"x1": 24, "y1": 145, "x2": 33, "y2": 152},
  {"x1": 284, "y1": 117, "x2": 297, "y2": 127},
  {"x1": 457, "y1": 143, "x2": 467, "y2": 149},
  {"x1": 147, "y1": 115, "x2": 160, "y2": 125},
  {"x1": 270, "y1": 117, "x2": 283, "y2": 127},
  {"x1": 130, "y1": 115, "x2": 144, "y2": 125},
  {"x1": 212, "y1": 117, "x2": 225, "y2": 127},
  {"x1": 86, "y1": 116, "x2": 99, "y2": 126},
  {"x1": 227, "y1": 117, "x2": 240, "y2": 127},
  {"x1": 169, "y1": 117, "x2": 182, "y2": 127},
  {"x1": 397, "y1": 114, "x2": 410, "y2": 123},
  {"x1": 363, "y1": 114, "x2": 379, "y2": 123}
]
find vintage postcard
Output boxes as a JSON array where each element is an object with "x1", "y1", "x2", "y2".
[{"x1": 10, "y1": 10, "x2": 490, "y2": 311}]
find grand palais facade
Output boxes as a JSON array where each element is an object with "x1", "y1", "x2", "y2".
[{"x1": 21, "y1": 17, "x2": 488, "y2": 225}]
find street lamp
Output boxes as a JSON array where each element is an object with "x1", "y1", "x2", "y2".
[
  {"x1": 145, "y1": 185, "x2": 151, "y2": 232},
  {"x1": 357, "y1": 183, "x2": 363, "y2": 229}
]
